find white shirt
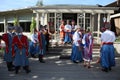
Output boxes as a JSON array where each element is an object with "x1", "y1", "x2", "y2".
[
  {"x1": 64, "y1": 24, "x2": 72, "y2": 32},
  {"x1": 31, "y1": 33, "x2": 38, "y2": 43},
  {"x1": 101, "y1": 30, "x2": 116, "y2": 42},
  {"x1": 73, "y1": 31, "x2": 81, "y2": 46}
]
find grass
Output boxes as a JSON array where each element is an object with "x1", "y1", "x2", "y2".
[{"x1": 115, "y1": 36, "x2": 120, "y2": 42}]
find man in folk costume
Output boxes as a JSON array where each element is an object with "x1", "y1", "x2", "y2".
[
  {"x1": 64, "y1": 20, "x2": 72, "y2": 44},
  {"x1": 71, "y1": 26, "x2": 83, "y2": 63},
  {"x1": 96, "y1": 27, "x2": 106, "y2": 63},
  {"x1": 29, "y1": 28, "x2": 38, "y2": 58},
  {"x1": 59, "y1": 20, "x2": 65, "y2": 44},
  {"x1": 12, "y1": 26, "x2": 31, "y2": 74},
  {"x1": 100, "y1": 23, "x2": 116, "y2": 72},
  {"x1": 38, "y1": 29, "x2": 46, "y2": 63},
  {"x1": 82, "y1": 29, "x2": 93, "y2": 68},
  {"x1": 2, "y1": 26, "x2": 15, "y2": 71},
  {"x1": 71, "y1": 20, "x2": 77, "y2": 35}
]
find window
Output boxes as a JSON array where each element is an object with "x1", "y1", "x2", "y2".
[
  {"x1": 19, "y1": 22, "x2": 31, "y2": 32},
  {"x1": 0, "y1": 24, "x2": 4, "y2": 32}
]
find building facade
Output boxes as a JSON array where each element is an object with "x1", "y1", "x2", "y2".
[{"x1": 0, "y1": 5, "x2": 119, "y2": 43}]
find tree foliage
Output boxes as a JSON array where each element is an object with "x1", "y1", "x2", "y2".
[
  {"x1": 30, "y1": 17, "x2": 36, "y2": 33},
  {"x1": 36, "y1": 0, "x2": 43, "y2": 6},
  {"x1": 14, "y1": 18, "x2": 19, "y2": 26}
]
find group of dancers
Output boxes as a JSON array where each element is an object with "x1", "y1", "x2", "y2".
[
  {"x1": 59, "y1": 20, "x2": 116, "y2": 72},
  {"x1": 0, "y1": 20, "x2": 116, "y2": 74},
  {"x1": 0, "y1": 25, "x2": 49, "y2": 74}
]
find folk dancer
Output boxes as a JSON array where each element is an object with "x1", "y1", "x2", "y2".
[
  {"x1": 82, "y1": 29, "x2": 93, "y2": 68},
  {"x1": 71, "y1": 26, "x2": 83, "y2": 63},
  {"x1": 64, "y1": 20, "x2": 72, "y2": 44},
  {"x1": 71, "y1": 20, "x2": 77, "y2": 36},
  {"x1": 29, "y1": 28, "x2": 39, "y2": 58},
  {"x1": 59, "y1": 20, "x2": 65, "y2": 44},
  {"x1": 12, "y1": 26, "x2": 31, "y2": 74},
  {"x1": 38, "y1": 29, "x2": 46, "y2": 63},
  {"x1": 2, "y1": 26, "x2": 15, "y2": 71},
  {"x1": 44, "y1": 28, "x2": 50, "y2": 52},
  {"x1": 100, "y1": 23, "x2": 116, "y2": 72},
  {"x1": 96, "y1": 27, "x2": 106, "y2": 63}
]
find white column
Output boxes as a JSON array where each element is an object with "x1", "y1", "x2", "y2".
[
  {"x1": 55, "y1": 13, "x2": 57, "y2": 40},
  {"x1": 107, "y1": 13, "x2": 110, "y2": 22},
  {"x1": 83, "y1": 13, "x2": 85, "y2": 30},
  {"x1": 4, "y1": 17, "x2": 7, "y2": 32},
  {"x1": 97, "y1": 13, "x2": 100, "y2": 43},
  {"x1": 36, "y1": 13, "x2": 40, "y2": 31},
  {"x1": 42, "y1": 13, "x2": 45, "y2": 26},
  {"x1": 91, "y1": 13, "x2": 95, "y2": 33}
]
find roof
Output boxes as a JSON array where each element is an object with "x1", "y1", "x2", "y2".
[
  {"x1": 32, "y1": 4, "x2": 118, "y2": 10},
  {"x1": 105, "y1": 1, "x2": 117, "y2": 7},
  {"x1": 0, "y1": 4, "x2": 119, "y2": 15},
  {"x1": 32, "y1": 5, "x2": 119, "y2": 14}
]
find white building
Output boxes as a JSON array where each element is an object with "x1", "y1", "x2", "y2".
[{"x1": 0, "y1": 5, "x2": 119, "y2": 43}]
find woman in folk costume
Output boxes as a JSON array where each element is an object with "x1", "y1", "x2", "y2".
[
  {"x1": 12, "y1": 26, "x2": 31, "y2": 74},
  {"x1": 38, "y1": 29, "x2": 46, "y2": 63},
  {"x1": 82, "y1": 29, "x2": 93, "y2": 68},
  {"x1": 100, "y1": 23, "x2": 116, "y2": 72},
  {"x1": 71, "y1": 26, "x2": 83, "y2": 63},
  {"x1": 59, "y1": 20, "x2": 65, "y2": 44},
  {"x1": 2, "y1": 26, "x2": 15, "y2": 71},
  {"x1": 29, "y1": 28, "x2": 38, "y2": 58},
  {"x1": 64, "y1": 20, "x2": 72, "y2": 44}
]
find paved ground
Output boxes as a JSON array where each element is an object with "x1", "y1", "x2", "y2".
[{"x1": 0, "y1": 53, "x2": 120, "y2": 80}]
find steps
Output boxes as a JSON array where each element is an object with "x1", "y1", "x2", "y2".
[{"x1": 47, "y1": 43, "x2": 100, "y2": 59}]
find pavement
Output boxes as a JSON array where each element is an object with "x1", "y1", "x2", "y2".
[{"x1": 0, "y1": 52, "x2": 120, "y2": 80}]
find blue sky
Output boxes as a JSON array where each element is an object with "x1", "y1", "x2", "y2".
[{"x1": 0, "y1": 0, "x2": 116, "y2": 11}]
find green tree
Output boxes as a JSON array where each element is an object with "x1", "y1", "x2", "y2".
[
  {"x1": 30, "y1": 17, "x2": 36, "y2": 33},
  {"x1": 36, "y1": 0, "x2": 43, "y2": 6},
  {"x1": 14, "y1": 18, "x2": 19, "y2": 26}
]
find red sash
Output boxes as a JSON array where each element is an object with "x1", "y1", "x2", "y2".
[
  {"x1": 2, "y1": 33, "x2": 9, "y2": 53},
  {"x1": 12, "y1": 35, "x2": 28, "y2": 56},
  {"x1": 38, "y1": 32, "x2": 43, "y2": 49}
]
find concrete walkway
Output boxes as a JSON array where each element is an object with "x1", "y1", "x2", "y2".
[{"x1": 0, "y1": 53, "x2": 120, "y2": 80}]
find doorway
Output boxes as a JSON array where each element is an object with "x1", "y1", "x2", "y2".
[{"x1": 62, "y1": 13, "x2": 77, "y2": 24}]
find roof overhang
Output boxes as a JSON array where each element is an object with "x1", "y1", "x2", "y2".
[
  {"x1": 32, "y1": 6, "x2": 119, "y2": 14},
  {"x1": 33, "y1": 8, "x2": 115, "y2": 14},
  {"x1": 110, "y1": 13, "x2": 120, "y2": 18}
]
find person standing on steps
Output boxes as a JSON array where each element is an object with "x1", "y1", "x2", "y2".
[
  {"x1": 64, "y1": 20, "x2": 72, "y2": 45},
  {"x1": 12, "y1": 26, "x2": 31, "y2": 74},
  {"x1": 59, "y1": 20, "x2": 65, "y2": 45}
]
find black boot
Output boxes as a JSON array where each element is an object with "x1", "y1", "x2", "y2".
[
  {"x1": 31, "y1": 54, "x2": 36, "y2": 58},
  {"x1": 39, "y1": 55, "x2": 45, "y2": 63},
  {"x1": 10, "y1": 62, "x2": 15, "y2": 69},
  {"x1": 101, "y1": 67, "x2": 108, "y2": 72},
  {"x1": 15, "y1": 66, "x2": 20, "y2": 74},
  {"x1": 23, "y1": 66, "x2": 31, "y2": 74},
  {"x1": 7, "y1": 62, "x2": 14, "y2": 71}
]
